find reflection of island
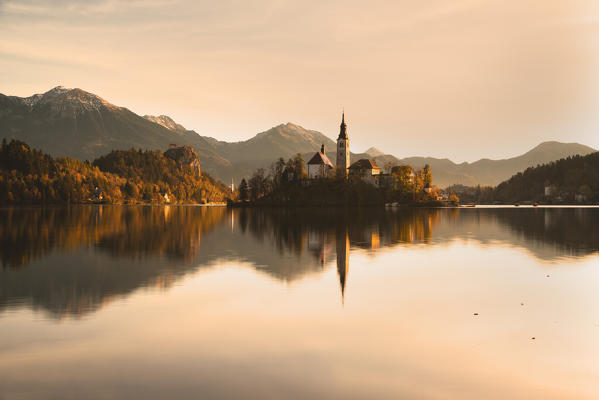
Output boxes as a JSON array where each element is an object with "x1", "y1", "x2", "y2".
[
  {"x1": 236, "y1": 208, "x2": 443, "y2": 302},
  {"x1": 1, "y1": 206, "x2": 598, "y2": 319},
  {"x1": 305, "y1": 224, "x2": 350, "y2": 303},
  {"x1": 237, "y1": 207, "x2": 599, "y2": 301}
]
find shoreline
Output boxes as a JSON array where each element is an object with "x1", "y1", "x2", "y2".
[
  {"x1": 0, "y1": 202, "x2": 228, "y2": 209},
  {"x1": 3, "y1": 202, "x2": 598, "y2": 209}
]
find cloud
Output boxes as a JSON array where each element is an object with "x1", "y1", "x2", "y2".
[
  {"x1": 0, "y1": 49, "x2": 110, "y2": 71},
  {"x1": 1, "y1": 0, "x2": 599, "y2": 160}
]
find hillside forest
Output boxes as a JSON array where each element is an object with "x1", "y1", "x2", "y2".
[
  {"x1": 0, "y1": 139, "x2": 231, "y2": 204},
  {"x1": 448, "y1": 153, "x2": 599, "y2": 204}
]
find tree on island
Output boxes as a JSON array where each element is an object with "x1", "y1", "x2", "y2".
[
  {"x1": 422, "y1": 164, "x2": 432, "y2": 186},
  {"x1": 238, "y1": 178, "x2": 249, "y2": 201},
  {"x1": 249, "y1": 168, "x2": 268, "y2": 201},
  {"x1": 231, "y1": 152, "x2": 451, "y2": 206}
]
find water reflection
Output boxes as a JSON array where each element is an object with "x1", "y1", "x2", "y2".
[
  {"x1": 1, "y1": 206, "x2": 598, "y2": 318},
  {"x1": 0, "y1": 205, "x2": 226, "y2": 268}
]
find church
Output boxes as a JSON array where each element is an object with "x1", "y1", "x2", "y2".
[{"x1": 307, "y1": 112, "x2": 381, "y2": 184}]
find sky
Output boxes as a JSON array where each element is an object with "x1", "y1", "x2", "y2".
[{"x1": 1, "y1": 0, "x2": 599, "y2": 161}]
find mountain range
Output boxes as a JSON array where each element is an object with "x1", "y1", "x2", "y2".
[{"x1": 1, "y1": 86, "x2": 596, "y2": 187}]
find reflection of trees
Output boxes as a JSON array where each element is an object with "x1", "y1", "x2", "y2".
[
  {"x1": 5, "y1": 206, "x2": 594, "y2": 274},
  {"x1": 428, "y1": 208, "x2": 599, "y2": 260},
  {"x1": 238, "y1": 207, "x2": 599, "y2": 295},
  {"x1": 2, "y1": 206, "x2": 597, "y2": 319},
  {"x1": 238, "y1": 207, "x2": 445, "y2": 253},
  {"x1": 487, "y1": 208, "x2": 599, "y2": 257},
  {"x1": 96, "y1": 206, "x2": 225, "y2": 261},
  {"x1": 0, "y1": 206, "x2": 227, "y2": 268},
  {"x1": 0, "y1": 207, "x2": 114, "y2": 268},
  {"x1": 0, "y1": 206, "x2": 228, "y2": 318}
]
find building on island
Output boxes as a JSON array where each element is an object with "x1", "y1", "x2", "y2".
[
  {"x1": 348, "y1": 159, "x2": 381, "y2": 185},
  {"x1": 336, "y1": 112, "x2": 350, "y2": 177},
  {"x1": 306, "y1": 112, "x2": 436, "y2": 193},
  {"x1": 307, "y1": 112, "x2": 384, "y2": 186},
  {"x1": 307, "y1": 144, "x2": 335, "y2": 179}
]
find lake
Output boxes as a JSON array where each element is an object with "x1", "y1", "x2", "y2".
[{"x1": 0, "y1": 205, "x2": 598, "y2": 399}]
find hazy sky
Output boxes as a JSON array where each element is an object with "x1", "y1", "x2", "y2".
[{"x1": 1, "y1": 0, "x2": 599, "y2": 161}]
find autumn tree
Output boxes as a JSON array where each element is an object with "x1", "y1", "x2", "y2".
[{"x1": 422, "y1": 164, "x2": 432, "y2": 186}]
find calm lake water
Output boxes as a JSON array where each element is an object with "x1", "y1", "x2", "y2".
[{"x1": 1, "y1": 205, "x2": 598, "y2": 399}]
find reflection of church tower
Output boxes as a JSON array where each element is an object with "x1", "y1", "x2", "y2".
[
  {"x1": 336, "y1": 227, "x2": 350, "y2": 304},
  {"x1": 336, "y1": 112, "x2": 350, "y2": 177}
]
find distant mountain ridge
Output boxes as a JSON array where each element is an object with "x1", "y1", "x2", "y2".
[
  {"x1": 1, "y1": 86, "x2": 596, "y2": 186},
  {"x1": 0, "y1": 86, "x2": 230, "y2": 176},
  {"x1": 395, "y1": 141, "x2": 597, "y2": 187},
  {"x1": 364, "y1": 147, "x2": 385, "y2": 157}
]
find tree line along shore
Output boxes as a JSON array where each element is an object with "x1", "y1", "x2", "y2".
[{"x1": 1, "y1": 139, "x2": 597, "y2": 206}]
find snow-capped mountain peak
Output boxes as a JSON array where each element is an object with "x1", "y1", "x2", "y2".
[
  {"x1": 143, "y1": 115, "x2": 187, "y2": 133},
  {"x1": 18, "y1": 86, "x2": 120, "y2": 113}
]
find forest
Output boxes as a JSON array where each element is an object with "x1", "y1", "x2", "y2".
[
  {"x1": 492, "y1": 152, "x2": 599, "y2": 203},
  {"x1": 448, "y1": 152, "x2": 599, "y2": 204},
  {"x1": 0, "y1": 139, "x2": 231, "y2": 204}
]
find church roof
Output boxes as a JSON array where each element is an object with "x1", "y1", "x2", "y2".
[
  {"x1": 349, "y1": 159, "x2": 380, "y2": 170},
  {"x1": 308, "y1": 151, "x2": 334, "y2": 167}
]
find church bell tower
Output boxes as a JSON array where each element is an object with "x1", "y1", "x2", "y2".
[{"x1": 336, "y1": 112, "x2": 350, "y2": 176}]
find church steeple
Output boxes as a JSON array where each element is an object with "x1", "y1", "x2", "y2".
[
  {"x1": 336, "y1": 111, "x2": 350, "y2": 176},
  {"x1": 338, "y1": 111, "x2": 348, "y2": 140}
]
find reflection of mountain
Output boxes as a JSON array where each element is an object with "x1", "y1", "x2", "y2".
[{"x1": 1, "y1": 206, "x2": 597, "y2": 319}]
